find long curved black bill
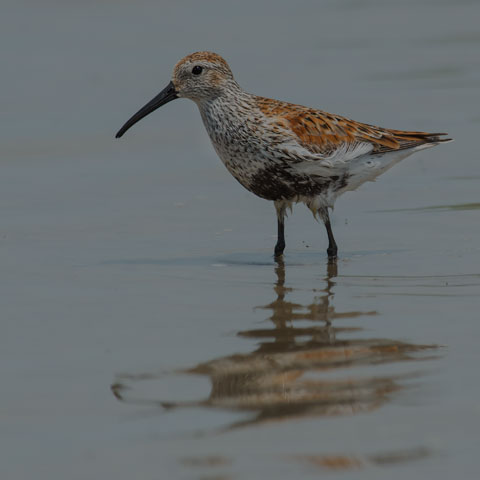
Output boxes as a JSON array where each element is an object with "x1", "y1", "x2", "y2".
[{"x1": 115, "y1": 81, "x2": 178, "y2": 138}]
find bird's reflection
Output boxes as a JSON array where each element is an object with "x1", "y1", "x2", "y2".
[
  {"x1": 241, "y1": 259, "x2": 375, "y2": 353},
  {"x1": 112, "y1": 259, "x2": 438, "y2": 431}
]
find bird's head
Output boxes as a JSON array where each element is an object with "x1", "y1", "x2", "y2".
[
  {"x1": 172, "y1": 51, "x2": 234, "y2": 101},
  {"x1": 115, "y1": 52, "x2": 234, "y2": 138}
]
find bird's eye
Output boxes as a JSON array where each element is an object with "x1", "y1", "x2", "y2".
[{"x1": 192, "y1": 65, "x2": 203, "y2": 75}]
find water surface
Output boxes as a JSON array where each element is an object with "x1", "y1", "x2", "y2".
[{"x1": 1, "y1": 1, "x2": 480, "y2": 479}]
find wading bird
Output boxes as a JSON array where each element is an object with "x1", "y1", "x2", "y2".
[{"x1": 116, "y1": 52, "x2": 450, "y2": 260}]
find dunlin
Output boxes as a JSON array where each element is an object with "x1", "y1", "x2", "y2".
[{"x1": 116, "y1": 52, "x2": 451, "y2": 259}]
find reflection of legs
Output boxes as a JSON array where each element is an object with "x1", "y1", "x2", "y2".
[
  {"x1": 326, "y1": 257, "x2": 338, "y2": 278},
  {"x1": 319, "y1": 207, "x2": 338, "y2": 260},
  {"x1": 274, "y1": 201, "x2": 287, "y2": 257}
]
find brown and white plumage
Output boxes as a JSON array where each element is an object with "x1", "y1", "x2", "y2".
[{"x1": 116, "y1": 51, "x2": 451, "y2": 259}]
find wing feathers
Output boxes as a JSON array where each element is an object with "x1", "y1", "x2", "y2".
[{"x1": 255, "y1": 96, "x2": 451, "y2": 161}]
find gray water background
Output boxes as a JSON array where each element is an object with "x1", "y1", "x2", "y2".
[{"x1": 2, "y1": 0, "x2": 480, "y2": 479}]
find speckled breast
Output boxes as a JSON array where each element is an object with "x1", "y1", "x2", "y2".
[{"x1": 199, "y1": 98, "x2": 342, "y2": 202}]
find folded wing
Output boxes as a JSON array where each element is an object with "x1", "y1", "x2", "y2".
[{"x1": 256, "y1": 97, "x2": 451, "y2": 166}]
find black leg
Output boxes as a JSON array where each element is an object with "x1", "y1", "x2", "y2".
[
  {"x1": 320, "y1": 207, "x2": 338, "y2": 260},
  {"x1": 325, "y1": 219, "x2": 338, "y2": 260},
  {"x1": 274, "y1": 201, "x2": 286, "y2": 258},
  {"x1": 275, "y1": 217, "x2": 285, "y2": 257}
]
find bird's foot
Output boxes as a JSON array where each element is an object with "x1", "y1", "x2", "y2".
[
  {"x1": 327, "y1": 246, "x2": 338, "y2": 261},
  {"x1": 274, "y1": 242, "x2": 285, "y2": 258}
]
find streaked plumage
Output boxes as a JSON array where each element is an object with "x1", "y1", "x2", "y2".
[{"x1": 116, "y1": 51, "x2": 451, "y2": 259}]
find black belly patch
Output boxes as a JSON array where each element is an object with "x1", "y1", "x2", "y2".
[{"x1": 247, "y1": 167, "x2": 348, "y2": 201}]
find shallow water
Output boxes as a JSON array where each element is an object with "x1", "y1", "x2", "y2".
[{"x1": 2, "y1": 1, "x2": 480, "y2": 479}]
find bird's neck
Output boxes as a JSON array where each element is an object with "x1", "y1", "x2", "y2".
[{"x1": 196, "y1": 85, "x2": 256, "y2": 144}]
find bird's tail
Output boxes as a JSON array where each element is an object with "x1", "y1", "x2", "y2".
[{"x1": 382, "y1": 130, "x2": 453, "y2": 152}]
